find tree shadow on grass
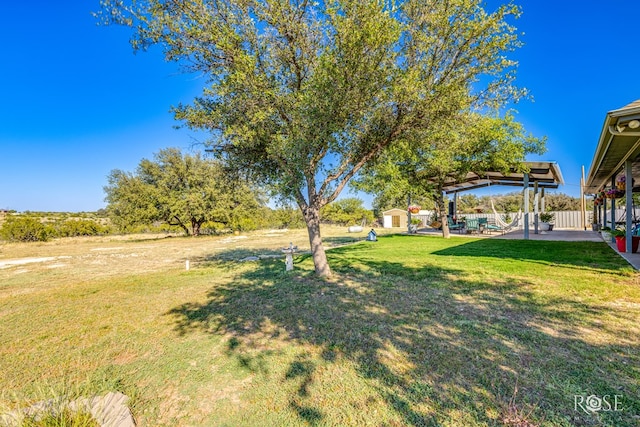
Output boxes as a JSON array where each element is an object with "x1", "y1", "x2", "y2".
[
  {"x1": 428, "y1": 235, "x2": 633, "y2": 274},
  {"x1": 322, "y1": 235, "x2": 368, "y2": 246},
  {"x1": 167, "y1": 240, "x2": 640, "y2": 426}
]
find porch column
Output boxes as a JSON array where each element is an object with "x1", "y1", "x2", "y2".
[
  {"x1": 610, "y1": 176, "x2": 616, "y2": 242},
  {"x1": 598, "y1": 200, "x2": 602, "y2": 227},
  {"x1": 524, "y1": 173, "x2": 529, "y2": 239},
  {"x1": 603, "y1": 197, "x2": 607, "y2": 229},
  {"x1": 626, "y1": 160, "x2": 633, "y2": 252}
]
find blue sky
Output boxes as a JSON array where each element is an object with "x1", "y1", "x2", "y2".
[{"x1": 1, "y1": 1, "x2": 639, "y2": 212}]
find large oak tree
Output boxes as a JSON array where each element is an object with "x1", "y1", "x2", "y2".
[
  {"x1": 99, "y1": 0, "x2": 526, "y2": 276},
  {"x1": 104, "y1": 148, "x2": 262, "y2": 235}
]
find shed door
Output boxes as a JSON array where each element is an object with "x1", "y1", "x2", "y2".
[{"x1": 392, "y1": 215, "x2": 400, "y2": 227}]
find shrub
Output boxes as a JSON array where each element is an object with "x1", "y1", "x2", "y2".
[
  {"x1": 0, "y1": 216, "x2": 50, "y2": 242},
  {"x1": 231, "y1": 216, "x2": 260, "y2": 232},
  {"x1": 271, "y1": 207, "x2": 306, "y2": 229},
  {"x1": 320, "y1": 198, "x2": 374, "y2": 226},
  {"x1": 56, "y1": 219, "x2": 112, "y2": 237},
  {"x1": 539, "y1": 212, "x2": 555, "y2": 223}
]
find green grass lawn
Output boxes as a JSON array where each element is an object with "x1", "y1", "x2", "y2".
[{"x1": 1, "y1": 233, "x2": 639, "y2": 426}]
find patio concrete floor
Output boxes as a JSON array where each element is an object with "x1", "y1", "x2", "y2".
[{"x1": 415, "y1": 227, "x2": 640, "y2": 270}]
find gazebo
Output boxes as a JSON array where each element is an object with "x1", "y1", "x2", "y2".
[
  {"x1": 438, "y1": 161, "x2": 565, "y2": 239},
  {"x1": 585, "y1": 100, "x2": 640, "y2": 252}
]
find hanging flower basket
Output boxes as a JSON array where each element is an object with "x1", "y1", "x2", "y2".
[
  {"x1": 616, "y1": 175, "x2": 633, "y2": 190},
  {"x1": 408, "y1": 205, "x2": 421, "y2": 214},
  {"x1": 605, "y1": 189, "x2": 624, "y2": 199}
]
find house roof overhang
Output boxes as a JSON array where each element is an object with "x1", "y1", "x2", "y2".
[
  {"x1": 585, "y1": 100, "x2": 640, "y2": 194},
  {"x1": 439, "y1": 161, "x2": 564, "y2": 194}
]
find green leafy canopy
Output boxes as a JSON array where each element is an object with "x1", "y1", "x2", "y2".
[{"x1": 104, "y1": 148, "x2": 263, "y2": 235}]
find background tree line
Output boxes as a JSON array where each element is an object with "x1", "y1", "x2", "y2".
[
  {"x1": 0, "y1": 202, "x2": 372, "y2": 243},
  {"x1": 1, "y1": 147, "x2": 374, "y2": 242}
]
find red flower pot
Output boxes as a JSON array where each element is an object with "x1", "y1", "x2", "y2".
[{"x1": 615, "y1": 235, "x2": 640, "y2": 253}]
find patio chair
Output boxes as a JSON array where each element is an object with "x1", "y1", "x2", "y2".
[
  {"x1": 447, "y1": 216, "x2": 464, "y2": 233},
  {"x1": 485, "y1": 218, "x2": 504, "y2": 234},
  {"x1": 465, "y1": 218, "x2": 480, "y2": 234}
]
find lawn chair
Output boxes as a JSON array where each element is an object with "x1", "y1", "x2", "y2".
[
  {"x1": 485, "y1": 218, "x2": 504, "y2": 234},
  {"x1": 465, "y1": 218, "x2": 480, "y2": 234},
  {"x1": 447, "y1": 216, "x2": 464, "y2": 233}
]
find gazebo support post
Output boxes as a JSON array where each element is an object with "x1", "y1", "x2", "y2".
[
  {"x1": 453, "y1": 192, "x2": 457, "y2": 221},
  {"x1": 524, "y1": 173, "x2": 530, "y2": 240},
  {"x1": 626, "y1": 160, "x2": 633, "y2": 252},
  {"x1": 533, "y1": 181, "x2": 539, "y2": 234}
]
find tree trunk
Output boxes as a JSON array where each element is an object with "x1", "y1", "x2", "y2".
[
  {"x1": 304, "y1": 206, "x2": 332, "y2": 277},
  {"x1": 441, "y1": 211, "x2": 450, "y2": 238},
  {"x1": 170, "y1": 216, "x2": 190, "y2": 236},
  {"x1": 437, "y1": 195, "x2": 450, "y2": 239},
  {"x1": 192, "y1": 219, "x2": 201, "y2": 237}
]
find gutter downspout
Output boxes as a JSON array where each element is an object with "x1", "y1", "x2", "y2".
[{"x1": 607, "y1": 126, "x2": 640, "y2": 137}]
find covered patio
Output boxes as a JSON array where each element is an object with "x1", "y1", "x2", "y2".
[
  {"x1": 585, "y1": 99, "x2": 640, "y2": 254},
  {"x1": 438, "y1": 161, "x2": 565, "y2": 239}
]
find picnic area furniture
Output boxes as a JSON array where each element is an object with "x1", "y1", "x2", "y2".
[
  {"x1": 465, "y1": 218, "x2": 481, "y2": 234},
  {"x1": 485, "y1": 218, "x2": 504, "y2": 234},
  {"x1": 447, "y1": 216, "x2": 465, "y2": 233}
]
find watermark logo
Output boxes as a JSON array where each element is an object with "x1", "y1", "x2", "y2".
[{"x1": 574, "y1": 394, "x2": 623, "y2": 414}]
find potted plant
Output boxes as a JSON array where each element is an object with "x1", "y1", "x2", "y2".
[
  {"x1": 610, "y1": 228, "x2": 640, "y2": 253},
  {"x1": 539, "y1": 212, "x2": 554, "y2": 231},
  {"x1": 410, "y1": 217, "x2": 422, "y2": 233},
  {"x1": 601, "y1": 226, "x2": 612, "y2": 241}
]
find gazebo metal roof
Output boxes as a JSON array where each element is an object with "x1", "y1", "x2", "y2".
[
  {"x1": 440, "y1": 161, "x2": 564, "y2": 194},
  {"x1": 585, "y1": 99, "x2": 640, "y2": 193}
]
